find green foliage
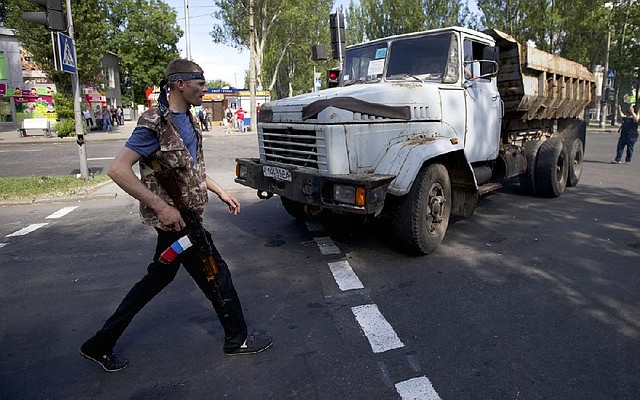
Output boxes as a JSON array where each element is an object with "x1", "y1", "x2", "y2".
[
  {"x1": 3, "y1": 0, "x2": 181, "y2": 105},
  {"x1": 0, "y1": 174, "x2": 111, "y2": 200},
  {"x1": 207, "y1": 79, "x2": 232, "y2": 88},
  {"x1": 54, "y1": 118, "x2": 76, "y2": 138},
  {"x1": 104, "y1": 0, "x2": 182, "y2": 105},
  {"x1": 52, "y1": 93, "x2": 74, "y2": 119},
  {"x1": 477, "y1": 0, "x2": 640, "y2": 102},
  {"x1": 4, "y1": 0, "x2": 109, "y2": 96},
  {"x1": 347, "y1": 0, "x2": 475, "y2": 42}
]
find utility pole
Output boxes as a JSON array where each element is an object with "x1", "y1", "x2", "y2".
[
  {"x1": 599, "y1": 27, "x2": 611, "y2": 129},
  {"x1": 65, "y1": 0, "x2": 89, "y2": 180},
  {"x1": 184, "y1": 0, "x2": 191, "y2": 60},
  {"x1": 249, "y1": 0, "x2": 257, "y2": 133}
]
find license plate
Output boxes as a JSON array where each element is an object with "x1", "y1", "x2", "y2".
[{"x1": 263, "y1": 165, "x2": 292, "y2": 181}]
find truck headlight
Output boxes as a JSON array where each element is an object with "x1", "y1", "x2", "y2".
[{"x1": 333, "y1": 184, "x2": 366, "y2": 207}]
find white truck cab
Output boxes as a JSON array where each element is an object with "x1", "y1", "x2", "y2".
[{"x1": 236, "y1": 26, "x2": 594, "y2": 255}]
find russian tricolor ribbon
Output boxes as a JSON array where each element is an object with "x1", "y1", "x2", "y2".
[{"x1": 159, "y1": 235, "x2": 193, "y2": 264}]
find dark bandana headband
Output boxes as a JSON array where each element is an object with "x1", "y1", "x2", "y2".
[{"x1": 157, "y1": 71, "x2": 206, "y2": 116}]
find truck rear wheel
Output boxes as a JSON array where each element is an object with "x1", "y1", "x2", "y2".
[
  {"x1": 566, "y1": 138, "x2": 584, "y2": 187},
  {"x1": 392, "y1": 163, "x2": 451, "y2": 255},
  {"x1": 535, "y1": 137, "x2": 568, "y2": 197}
]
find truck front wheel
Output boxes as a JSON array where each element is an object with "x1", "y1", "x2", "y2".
[{"x1": 392, "y1": 163, "x2": 451, "y2": 255}]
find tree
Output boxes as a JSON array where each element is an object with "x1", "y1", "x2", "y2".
[
  {"x1": 4, "y1": 0, "x2": 110, "y2": 97},
  {"x1": 477, "y1": 0, "x2": 640, "y2": 104},
  {"x1": 2, "y1": 0, "x2": 181, "y2": 105},
  {"x1": 104, "y1": 0, "x2": 182, "y2": 105},
  {"x1": 207, "y1": 79, "x2": 232, "y2": 88},
  {"x1": 346, "y1": 0, "x2": 475, "y2": 42},
  {"x1": 212, "y1": 0, "x2": 332, "y2": 98}
]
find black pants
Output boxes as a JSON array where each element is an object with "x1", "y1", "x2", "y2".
[{"x1": 84, "y1": 228, "x2": 248, "y2": 354}]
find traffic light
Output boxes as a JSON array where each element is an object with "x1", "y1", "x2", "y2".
[
  {"x1": 21, "y1": 0, "x2": 67, "y2": 32},
  {"x1": 327, "y1": 68, "x2": 340, "y2": 88},
  {"x1": 329, "y1": 12, "x2": 346, "y2": 60}
]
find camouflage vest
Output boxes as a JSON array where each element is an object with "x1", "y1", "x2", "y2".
[{"x1": 137, "y1": 107, "x2": 208, "y2": 230}]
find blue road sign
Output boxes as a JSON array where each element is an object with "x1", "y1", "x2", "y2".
[{"x1": 58, "y1": 32, "x2": 77, "y2": 74}]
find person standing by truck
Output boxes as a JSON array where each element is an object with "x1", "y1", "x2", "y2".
[{"x1": 611, "y1": 103, "x2": 639, "y2": 164}]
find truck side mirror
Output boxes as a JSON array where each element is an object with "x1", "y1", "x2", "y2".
[{"x1": 482, "y1": 47, "x2": 499, "y2": 77}]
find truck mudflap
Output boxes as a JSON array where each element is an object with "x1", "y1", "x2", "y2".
[{"x1": 235, "y1": 158, "x2": 395, "y2": 215}]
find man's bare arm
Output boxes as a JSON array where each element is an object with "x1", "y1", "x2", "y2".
[
  {"x1": 205, "y1": 175, "x2": 240, "y2": 215},
  {"x1": 107, "y1": 147, "x2": 185, "y2": 230}
]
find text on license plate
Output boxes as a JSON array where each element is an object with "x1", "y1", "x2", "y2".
[{"x1": 263, "y1": 165, "x2": 292, "y2": 181}]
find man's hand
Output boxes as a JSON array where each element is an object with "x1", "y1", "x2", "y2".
[
  {"x1": 205, "y1": 175, "x2": 240, "y2": 215},
  {"x1": 218, "y1": 191, "x2": 241, "y2": 215},
  {"x1": 156, "y1": 202, "x2": 186, "y2": 231}
]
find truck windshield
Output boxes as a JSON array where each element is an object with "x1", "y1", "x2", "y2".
[{"x1": 343, "y1": 32, "x2": 456, "y2": 85}]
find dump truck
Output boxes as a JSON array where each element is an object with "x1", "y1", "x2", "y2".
[{"x1": 235, "y1": 26, "x2": 595, "y2": 255}]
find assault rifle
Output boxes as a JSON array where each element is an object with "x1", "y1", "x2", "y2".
[{"x1": 152, "y1": 163, "x2": 230, "y2": 317}]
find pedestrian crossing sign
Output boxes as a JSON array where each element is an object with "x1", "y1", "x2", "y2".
[{"x1": 57, "y1": 32, "x2": 77, "y2": 74}]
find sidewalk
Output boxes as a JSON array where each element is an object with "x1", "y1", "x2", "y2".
[
  {"x1": 0, "y1": 119, "x2": 252, "y2": 145},
  {"x1": 0, "y1": 120, "x2": 135, "y2": 144}
]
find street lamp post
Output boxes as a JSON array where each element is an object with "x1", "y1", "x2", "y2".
[{"x1": 599, "y1": 27, "x2": 611, "y2": 129}]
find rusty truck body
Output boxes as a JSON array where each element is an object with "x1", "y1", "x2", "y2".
[{"x1": 235, "y1": 26, "x2": 595, "y2": 255}]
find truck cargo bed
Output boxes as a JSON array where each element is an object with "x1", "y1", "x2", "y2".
[{"x1": 485, "y1": 29, "x2": 595, "y2": 121}]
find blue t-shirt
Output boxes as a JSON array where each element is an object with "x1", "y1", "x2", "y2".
[{"x1": 125, "y1": 111, "x2": 198, "y2": 162}]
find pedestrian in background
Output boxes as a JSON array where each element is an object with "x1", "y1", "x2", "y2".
[
  {"x1": 102, "y1": 106, "x2": 113, "y2": 131},
  {"x1": 611, "y1": 103, "x2": 639, "y2": 164},
  {"x1": 80, "y1": 59, "x2": 272, "y2": 373},
  {"x1": 83, "y1": 108, "x2": 93, "y2": 128},
  {"x1": 235, "y1": 106, "x2": 245, "y2": 132}
]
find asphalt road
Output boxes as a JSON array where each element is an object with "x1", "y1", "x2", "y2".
[{"x1": 0, "y1": 131, "x2": 638, "y2": 399}]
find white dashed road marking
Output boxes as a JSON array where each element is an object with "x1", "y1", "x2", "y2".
[
  {"x1": 6, "y1": 223, "x2": 49, "y2": 237},
  {"x1": 314, "y1": 236, "x2": 341, "y2": 255},
  {"x1": 307, "y1": 218, "x2": 442, "y2": 399},
  {"x1": 46, "y1": 206, "x2": 78, "y2": 219},
  {"x1": 328, "y1": 260, "x2": 364, "y2": 291},
  {"x1": 395, "y1": 376, "x2": 441, "y2": 400},
  {"x1": 351, "y1": 304, "x2": 404, "y2": 353}
]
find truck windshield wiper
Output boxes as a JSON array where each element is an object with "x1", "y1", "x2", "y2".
[{"x1": 386, "y1": 73, "x2": 423, "y2": 82}]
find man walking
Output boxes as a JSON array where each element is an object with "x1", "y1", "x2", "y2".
[{"x1": 80, "y1": 59, "x2": 272, "y2": 372}]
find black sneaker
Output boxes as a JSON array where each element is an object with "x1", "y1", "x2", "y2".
[
  {"x1": 80, "y1": 344, "x2": 129, "y2": 372},
  {"x1": 224, "y1": 334, "x2": 273, "y2": 355}
]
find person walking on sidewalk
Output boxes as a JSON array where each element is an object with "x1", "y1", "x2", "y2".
[
  {"x1": 611, "y1": 103, "x2": 639, "y2": 164},
  {"x1": 80, "y1": 59, "x2": 273, "y2": 373}
]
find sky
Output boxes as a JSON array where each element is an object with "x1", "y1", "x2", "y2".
[
  {"x1": 165, "y1": 0, "x2": 481, "y2": 88},
  {"x1": 165, "y1": 0, "x2": 347, "y2": 89}
]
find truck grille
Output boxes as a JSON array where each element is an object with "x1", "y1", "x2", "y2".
[{"x1": 261, "y1": 127, "x2": 325, "y2": 169}]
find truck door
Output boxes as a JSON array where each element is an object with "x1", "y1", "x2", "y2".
[{"x1": 463, "y1": 40, "x2": 501, "y2": 163}]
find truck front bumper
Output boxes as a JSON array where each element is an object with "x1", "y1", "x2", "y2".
[{"x1": 235, "y1": 158, "x2": 395, "y2": 215}]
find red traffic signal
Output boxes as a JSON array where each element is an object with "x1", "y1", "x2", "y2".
[{"x1": 327, "y1": 69, "x2": 340, "y2": 88}]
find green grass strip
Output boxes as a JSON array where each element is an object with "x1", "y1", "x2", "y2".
[{"x1": 0, "y1": 174, "x2": 111, "y2": 200}]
